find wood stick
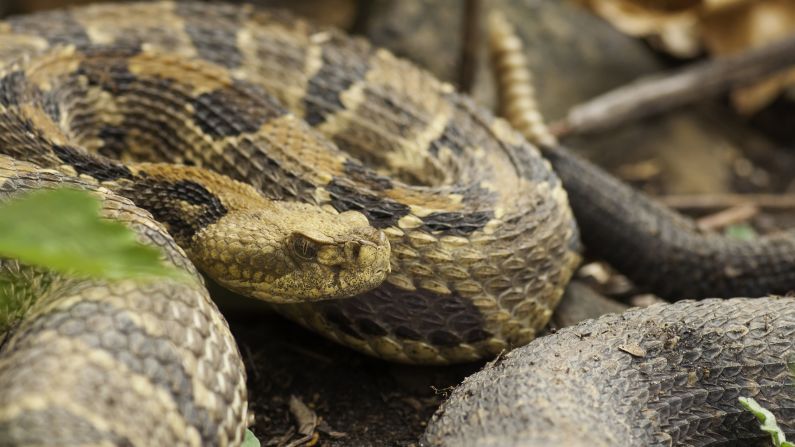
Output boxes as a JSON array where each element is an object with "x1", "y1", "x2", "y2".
[
  {"x1": 660, "y1": 193, "x2": 795, "y2": 211},
  {"x1": 552, "y1": 34, "x2": 795, "y2": 136},
  {"x1": 696, "y1": 203, "x2": 759, "y2": 231},
  {"x1": 457, "y1": 0, "x2": 481, "y2": 93}
]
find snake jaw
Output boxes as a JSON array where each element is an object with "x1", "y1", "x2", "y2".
[{"x1": 261, "y1": 229, "x2": 390, "y2": 303}]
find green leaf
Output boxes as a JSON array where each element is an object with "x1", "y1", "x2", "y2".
[
  {"x1": 724, "y1": 224, "x2": 757, "y2": 241},
  {"x1": 242, "y1": 429, "x2": 261, "y2": 447},
  {"x1": 739, "y1": 397, "x2": 794, "y2": 447},
  {"x1": 0, "y1": 188, "x2": 185, "y2": 281}
]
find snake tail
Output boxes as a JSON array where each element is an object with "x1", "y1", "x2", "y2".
[{"x1": 487, "y1": 13, "x2": 795, "y2": 299}]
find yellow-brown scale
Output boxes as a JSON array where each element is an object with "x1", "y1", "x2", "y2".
[
  {"x1": 0, "y1": 2, "x2": 580, "y2": 366},
  {"x1": 487, "y1": 11, "x2": 557, "y2": 148},
  {"x1": 0, "y1": 46, "x2": 391, "y2": 303},
  {"x1": 0, "y1": 156, "x2": 248, "y2": 446}
]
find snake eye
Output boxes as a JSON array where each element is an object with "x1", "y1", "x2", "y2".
[
  {"x1": 291, "y1": 234, "x2": 319, "y2": 261},
  {"x1": 344, "y1": 241, "x2": 361, "y2": 260}
]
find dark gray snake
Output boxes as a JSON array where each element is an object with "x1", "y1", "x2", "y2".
[{"x1": 422, "y1": 297, "x2": 795, "y2": 446}]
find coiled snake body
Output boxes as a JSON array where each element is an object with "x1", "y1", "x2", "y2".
[
  {"x1": 0, "y1": 1, "x2": 580, "y2": 365},
  {"x1": 0, "y1": 2, "x2": 793, "y2": 446},
  {"x1": 0, "y1": 157, "x2": 248, "y2": 446},
  {"x1": 0, "y1": 2, "x2": 578, "y2": 445}
]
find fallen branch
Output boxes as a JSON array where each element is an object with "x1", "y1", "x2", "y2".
[
  {"x1": 286, "y1": 395, "x2": 319, "y2": 447},
  {"x1": 551, "y1": 34, "x2": 795, "y2": 136},
  {"x1": 660, "y1": 193, "x2": 795, "y2": 211},
  {"x1": 457, "y1": 0, "x2": 481, "y2": 92},
  {"x1": 696, "y1": 203, "x2": 759, "y2": 231}
]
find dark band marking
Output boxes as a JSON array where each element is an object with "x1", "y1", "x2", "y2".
[
  {"x1": 116, "y1": 94, "x2": 189, "y2": 163},
  {"x1": 0, "y1": 70, "x2": 61, "y2": 137},
  {"x1": 173, "y1": 179, "x2": 225, "y2": 207},
  {"x1": 428, "y1": 121, "x2": 468, "y2": 157},
  {"x1": 428, "y1": 330, "x2": 461, "y2": 347},
  {"x1": 355, "y1": 318, "x2": 389, "y2": 337},
  {"x1": 321, "y1": 307, "x2": 361, "y2": 339},
  {"x1": 175, "y1": 0, "x2": 245, "y2": 68},
  {"x1": 40, "y1": 89, "x2": 62, "y2": 124},
  {"x1": 123, "y1": 177, "x2": 228, "y2": 241},
  {"x1": 173, "y1": 0, "x2": 254, "y2": 67},
  {"x1": 394, "y1": 326, "x2": 422, "y2": 341},
  {"x1": 325, "y1": 178, "x2": 410, "y2": 229},
  {"x1": 82, "y1": 42, "x2": 145, "y2": 59},
  {"x1": 303, "y1": 34, "x2": 370, "y2": 126},
  {"x1": 91, "y1": 119, "x2": 160, "y2": 164},
  {"x1": 0, "y1": 114, "x2": 51, "y2": 165},
  {"x1": 97, "y1": 125, "x2": 128, "y2": 159},
  {"x1": 52, "y1": 145, "x2": 133, "y2": 181},
  {"x1": 192, "y1": 81, "x2": 284, "y2": 138},
  {"x1": 8, "y1": 11, "x2": 91, "y2": 46},
  {"x1": 217, "y1": 138, "x2": 316, "y2": 201},
  {"x1": 421, "y1": 211, "x2": 493, "y2": 236},
  {"x1": 184, "y1": 26, "x2": 243, "y2": 69},
  {"x1": 318, "y1": 283, "x2": 490, "y2": 347},
  {"x1": 321, "y1": 89, "x2": 436, "y2": 182},
  {"x1": 0, "y1": 71, "x2": 27, "y2": 108},
  {"x1": 75, "y1": 55, "x2": 138, "y2": 95},
  {"x1": 342, "y1": 159, "x2": 393, "y2": 191}
]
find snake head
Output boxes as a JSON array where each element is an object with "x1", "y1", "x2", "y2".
[
  {"x1": 191, "y1": 203, "x2": 391, "y2": 303},
  {"x1": 278, "y1": 210, "x2": 392, "y2": 301}
]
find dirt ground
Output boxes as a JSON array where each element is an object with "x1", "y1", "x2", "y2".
[
  {"x1": 217, "y1": 288, "x2": 479, "y2": 447},
  {"x1": 2, "y1": 0, "x2": 794, "y2": 445}
]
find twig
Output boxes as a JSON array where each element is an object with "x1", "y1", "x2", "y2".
[
  {"x1": 552, "y1": 34, "x2": 795, "y2": 136},
  {"x1": 284, "y1": 395, "x2": 319, "y2": 447},
  {"x1": 660, "y1": 193, "x2": 795, "y2": 211},
  {"x1": 289, "y1": 395, "x2": 318, "y2": 437},
  {"x1": 457, "y1": 0, "x2": 481, "y2": 92},
  {"x1": 696, "y1": 203, "x2": 759, "y2": 231}
]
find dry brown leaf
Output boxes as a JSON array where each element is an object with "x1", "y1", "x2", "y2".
[
  {"x1": 701, "y1": 0, "x2": 795, "y2": 112},
  {"x1": 576, "y1": 0, "x2": 795, "y2": 112},
  {"x1": 575, "y1": 0, "x2": 703, "y2": 56}
]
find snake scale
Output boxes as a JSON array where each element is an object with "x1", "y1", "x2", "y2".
[
  {"x1": 422, "y1": 297, "x2": 795, "y2": 446},
  {"x1": 0, "y1": 156, "x2": 248, "y2": 446},
  {"x1": 0, "y1": 2, "x2": 792, "y2": 446}
]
